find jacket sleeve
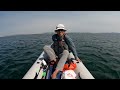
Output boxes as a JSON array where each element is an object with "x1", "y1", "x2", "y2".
[{"x1": 65, "y1": 35, "x2": 78, "y2": 59}]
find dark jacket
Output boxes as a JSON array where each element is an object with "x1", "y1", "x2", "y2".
[{"x1": 51, "y1": 34, "x2": 78, "y2": 59}]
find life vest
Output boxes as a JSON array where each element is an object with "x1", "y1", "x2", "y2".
[
  {"x1": 51, "y1": 34, "x2": 69, "y2": 58},
  {"x1": 63, "y1": 62, "x2": 77, "y2": 71}
]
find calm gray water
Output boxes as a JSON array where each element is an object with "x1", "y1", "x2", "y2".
[{"x1": 0, "y1": 33, "x2": 120, "y2": 79}]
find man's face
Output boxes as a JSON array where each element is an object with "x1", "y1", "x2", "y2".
[{"x1": 56, "y1": 30, "x2": 65, "y2": 36}]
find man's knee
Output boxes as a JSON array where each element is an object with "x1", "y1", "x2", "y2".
[
  {"x1": 63, "y1": 50, "x2": 69, "y2": 55},
  {"x1": 43, "y1": 45, "x2": 50, "y2": 50}
]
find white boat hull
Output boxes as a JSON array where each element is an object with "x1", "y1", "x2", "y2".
[{"x1": 23, "y1": 51, "x2": 95, "y2": 79}]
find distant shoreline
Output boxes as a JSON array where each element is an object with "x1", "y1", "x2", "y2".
[{"x1": 1, "y1": 32, "x2": 120, "y2": 38}]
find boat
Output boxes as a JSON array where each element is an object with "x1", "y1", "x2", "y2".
[{"x1": 22, "y1": 46, "x2": 95, "y2": 79}]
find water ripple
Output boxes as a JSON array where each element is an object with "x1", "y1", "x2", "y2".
[{"x1": 0, "y1": 33, "x2": 120, "y2": 79}]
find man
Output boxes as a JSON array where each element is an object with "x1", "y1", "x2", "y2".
[{"x1": 43, "y1": 24, "x2": 80, "y2": 79}]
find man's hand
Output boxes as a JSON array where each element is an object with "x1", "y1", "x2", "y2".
[
  {"x1": 50, "y1": 60, "x2": 56, "y2": 65},
  {"x1": 76, "y1": 57, "x2": 81, "y2": 62}
]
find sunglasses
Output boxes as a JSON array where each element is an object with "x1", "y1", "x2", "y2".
[{"x1": 55, "y1": 29, "x2": 66, "y2": 32}]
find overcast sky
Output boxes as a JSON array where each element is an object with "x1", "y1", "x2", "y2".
[{"x1": 0, "y1": 11, "x2": 120, "y2": 37}]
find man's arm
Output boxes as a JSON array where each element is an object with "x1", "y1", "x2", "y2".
[{"x1": 65, "y1": 35, "x2": 79, "y2": 60}]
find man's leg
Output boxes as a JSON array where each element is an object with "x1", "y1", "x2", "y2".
[
  {"x1": 52, "y1": 50, "x2": 69, "y2": 79},
  {"x1": 43, "y1": 45, "x2": 57, "y2": 62},
  {"x1": 56, "y1": 50, "x2": 69, "y2": 71}
]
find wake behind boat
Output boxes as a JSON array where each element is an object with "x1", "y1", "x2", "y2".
[{"x1": 22, "y1": 46, "x2": 95, "y2": 79}]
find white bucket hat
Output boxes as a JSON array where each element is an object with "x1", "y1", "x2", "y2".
[{"x1": 55, "y1": 24, "x2": 67, "y2": 32}]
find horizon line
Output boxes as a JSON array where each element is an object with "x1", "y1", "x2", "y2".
[{"x1": 1, "y1": 32, "x2": 120, "y2": 38}]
